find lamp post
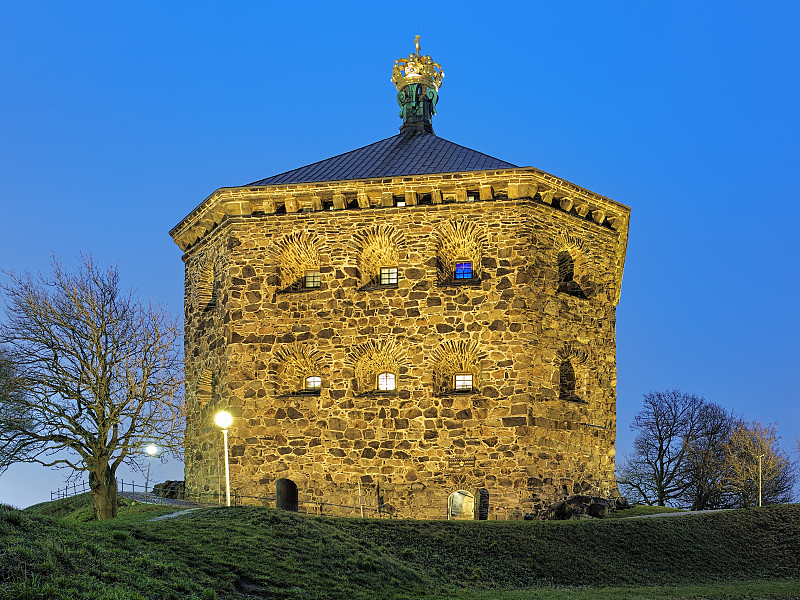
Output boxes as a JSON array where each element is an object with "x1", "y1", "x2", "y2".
[
  {"x1": 215, "y1": 410, "x2": 233, "y2": 507},
  {"x1": 145, "y1": 444, "x2": 160, "y2": 503},
  {"x1": 758, "y1": 453, "x2": 764, "y2": 507}
]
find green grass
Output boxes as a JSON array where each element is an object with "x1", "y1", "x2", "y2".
[
  {"x1": 605, "y1": 504, "x2": 685, "y2": 518},
  {"x1": 0, "y1": 498, "x2": 797, "y2": 599}
]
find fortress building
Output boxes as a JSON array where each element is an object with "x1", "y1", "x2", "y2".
[{"x1": 170, "y1": 38, "x2": 631, "y2": 519}]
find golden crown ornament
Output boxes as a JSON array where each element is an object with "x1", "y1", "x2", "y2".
[{"x1": 392, "y1": 35, "x2": 444, "y2": 91}]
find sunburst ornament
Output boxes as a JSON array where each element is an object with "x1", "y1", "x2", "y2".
[{"x1": 392, "y1": 35, "x2": 444, "y2": 91}]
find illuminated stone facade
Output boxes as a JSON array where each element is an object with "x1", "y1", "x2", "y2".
[{"x1": 170, "y1": 41, "x2": 631, "y2": 519}]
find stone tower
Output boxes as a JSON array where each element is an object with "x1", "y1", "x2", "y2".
[{"x1": 170, "y1": 38, "x2": 631, "y2": 519}]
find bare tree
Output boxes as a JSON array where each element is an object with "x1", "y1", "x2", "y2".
[
  {"x1": 679, "y1": 403, "x2": 738, "y2": 510},
  {"x1": 617, "y1": 390, "x2": 706, "y2": 506},
  {"x1": 724, "y1": 421, "x2": 796, "y2": 507},
  {"x1": 0, "y1": 256, "x2": 183, "y2": 519}
]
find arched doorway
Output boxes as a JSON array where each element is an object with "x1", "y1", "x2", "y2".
[
  {"x1": 276, "y1": 478, "x2": 298, "y2": 512},
  {"x1": 447, "y1": 490, "x2": 475, "y2": 520}
]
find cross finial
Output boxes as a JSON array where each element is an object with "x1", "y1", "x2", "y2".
[{"x1": 414, "y1": 35, "x2": 421, "y2": 55}]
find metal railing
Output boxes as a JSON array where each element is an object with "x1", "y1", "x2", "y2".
[{"x1": 50, "y1": 480, "x2": 90, "y2": 501}]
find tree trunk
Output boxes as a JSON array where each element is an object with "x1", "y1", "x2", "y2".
[{"x1": 89, "y1": 463, "x2": 118, "y2": 520}]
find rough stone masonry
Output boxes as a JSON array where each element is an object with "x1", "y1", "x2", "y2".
[{"x1": 169, "y1": 40, "x2": 631, "y2": 520}]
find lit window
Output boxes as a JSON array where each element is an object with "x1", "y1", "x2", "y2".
[
  {"x1": 304, "y1": 271, "x2": 321, "y2": 288},
  {"x1": 379, "y1": 267, "x2": 398, "y2": 285},
  {"x1": 377, "y1": 372, "x2": 396, "y2": 391},
  {"x1": 393, "y1": 195, "x2": 406, "y2": 207},
  {"x1": 305, "y1": 376, "x2": 322, "y2": 391},
  {"x1": 454, "y1": 262, "x2": 473, "y2": 280},
  {"x1": 454, "y1": 374, "x2": 473, "y2": 391},
  {"x1": 466, "y1": 191, "x2": 479, "y2": 202}
]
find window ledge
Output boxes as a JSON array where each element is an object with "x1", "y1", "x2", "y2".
[
  {"x1": 278, "y1": 390, "x2": 321, "y2": 398},
  {"x1": 437, "y1": 388, "x2": 478, "y2": 397},
  {"x1": 560, "y1": 395, "x2": 588, "y2": 404},
  {"x1": 438, "y1": 278, "x2": 481, "y2": 288},
  {"x1": 357, "y1": 390, "x2": 398, "y2": 398},
  {"x1": 277, "y1": 286, "x2": 321, "y2": 295},
  {"x1": 358, "y1": 282, "x2": 399, "y2": 292}
]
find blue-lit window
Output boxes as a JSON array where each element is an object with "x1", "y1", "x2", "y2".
[{"x1": 454, "y1": 262, "x2": 473, "y2": 280}]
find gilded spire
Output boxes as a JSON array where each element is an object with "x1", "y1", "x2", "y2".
[{"x1": 392, "y1": 36, "x2": 444, "y2": 134}]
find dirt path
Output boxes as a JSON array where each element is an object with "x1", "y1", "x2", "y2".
[{"x1": 148, "y1": 508, "x2": 203, "y2": 521}]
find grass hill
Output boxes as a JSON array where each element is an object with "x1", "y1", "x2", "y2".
[{"x1": 1, "y1": 496, "x2": 798, "y2": 599}]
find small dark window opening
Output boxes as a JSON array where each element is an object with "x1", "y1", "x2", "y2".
[
  {"x1": 347, "y1": 197, "x2": 360, "y2": 209},
  {"x1": 393, "y1": 195, "x2": 406, "y2": 207},
  {"x1": 557, "y1": 251, "x2": 586, "y2": 298},
  {"x1": 322, "y1": 200, "x2": 334, "y2": 211},
  {"x1": 304, "y1": 271, "x2": 321, "y2": 289},
  {"x1": 558, "y1": 251, "x2": 574, "y2": 283},
  {"x1": 454, "y1": 262, "x2": 473, "y2": 280},
  {"x1": 418, "y1": 193, "x2": 432, "y2": 205},
  {"x1": 559, "y1": 360, "x2": 582, "y2": 402},
  {"x1": 275, "y1": 204, "x2": 287, "y2": 214},
  {"x1": 466, "y1": 190, "x2": 480, "y2": 202}
]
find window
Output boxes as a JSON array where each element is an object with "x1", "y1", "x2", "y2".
[
  {"x1": 557, "y1": 251, "x2": 574, "y2": 284},
  {"x1": 304, "y1": 270, "x2": 321, "y2": 289},
  {"x1": 454, "y1": 261, "x2": 473, "y2": 280},
  {"x1": 304, "y1": 376, "x2": 322, "y2": 391},
  {"x1": 556, "y1": 251, "x2": 586, "y2": 298},
  {"x1": 393, "y1": 195, "x2": 406, "y2": 207},
  {"x1": 559, "y1": 360, "x2": 578, "y2": 401},
  {"x1": 379, "y1": 266, "x2": 398, "y2": 285},
  {"x1": 466, "y1": 190, "x2": 479, "y2": 202},
  {"x1": 377, "y1": 372, "x2": 396, "y2": 391},
  {"x1": 454, "y1": 373, "x2": 473, "y2": 391}
]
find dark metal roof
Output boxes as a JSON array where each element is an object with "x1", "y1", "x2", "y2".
[{"x1": 246, "y1": 131, "x2": 518, "y2": 186}]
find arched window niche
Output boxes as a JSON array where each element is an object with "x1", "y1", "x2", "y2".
[
  {"x1": 554, "y1": 233, "x2": 593, "y2": 299},
  {"x1": 272, "y1": 343, "x2": 324, "y2": 397},
  {"x1": 435, "y1": 220, "x2": 486, "y2": 285},
  {"x1": 347, "y1": 339, "x2": 404, "y2": 395},
  {"x1": 351, "y1": 225, "x2": 402, "y2": 289},
  {"x1": 431, "y1": 339, "x2": 482, "y2": 396},
  {"x1": 269, "y1": 231, "x2": 322, "y2": 293},
  {"x1": 556, "y1": 344, "x2": 589, "y2": 404}
]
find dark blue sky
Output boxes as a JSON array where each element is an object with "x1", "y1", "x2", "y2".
[{"x1": 1, "y1": 1, "x2": 798, "y2": 508}]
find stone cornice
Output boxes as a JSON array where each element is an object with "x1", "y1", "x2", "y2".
[{"x1": 170, "y1": 167, "x2": 631, "y2": 304}]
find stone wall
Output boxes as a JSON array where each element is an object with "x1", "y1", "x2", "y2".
[{"x1": 178, "y1": 174, "x2": 629, "y2": 519}]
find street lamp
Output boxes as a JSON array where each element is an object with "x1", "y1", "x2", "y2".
[
  {"x1": 145, "y1": 444, "x2": 160, "y2": 503},
  {"x1": 758, "y1": 453, "x2": 764, "y2": 507},
  {"x1": 215, "y1": 410, "x2": 233, "y2": 507}
]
